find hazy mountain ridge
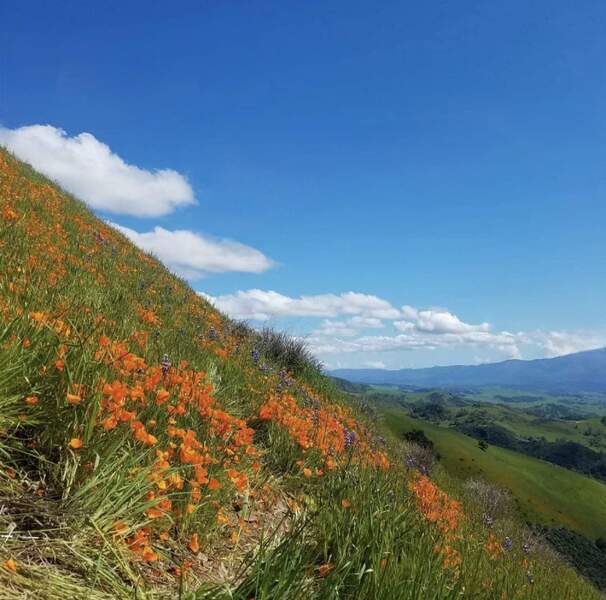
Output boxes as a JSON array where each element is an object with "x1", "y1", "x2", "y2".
[{"x1": 331, "y1": 348, "x2": 606, "y2": 392}]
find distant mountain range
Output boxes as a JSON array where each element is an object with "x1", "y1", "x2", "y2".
[{"x1": 330, "y1": 347, "x2": 606, "y2": 393}]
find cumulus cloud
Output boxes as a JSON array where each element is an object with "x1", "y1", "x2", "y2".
[
  {"x1": 203, "y1": 290, "x2": 401, "y2": 321},
  {"x1": 349, "y1": 316, "x2": 384, "y2": 329},
  {"x1": 535, "y1": 331, "x2": 606, "y2": 358},
  {"x1": 365, "y1": 360, "x2": 386, "y2": 369},
  {"x1": 314, "y1": 319, "x2": 358, "y2": 337},
  {"x1": 312, "y1": 316, "x2": 384, "y2": 338},
  {"x1": 306, "y1": 329, "x2": 523, "y2": 355},
  {"x1": 110, "y1": 222, "x2": 274, "y2": 279},
  {"x1": 305, "y1": 327, "x2": 604, "y2": 363},
  {"x1": 201, "y1": 287, "x2": 604, "y2": 365},
  {"x1": 0, "y1": 125, "x2": 195, "y2": 217},
  {"x1": 398, "y1": 305, "x2": 490, "y2": 334}
]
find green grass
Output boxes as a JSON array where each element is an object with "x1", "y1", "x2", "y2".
[
  {"x1": 463, "y1": 388, "x2": 606, "y2": 416},
  {"x1": 365, "y1": 385, "x2": 606, "y2": 451},
  {"x1": 472, "y1": 405, "x2": 606, "y2": 450},
  {"x1": 382, "y1": 408, "x2": 606, "y2": 539}
]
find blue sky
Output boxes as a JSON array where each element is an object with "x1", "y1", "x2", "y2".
[{"x1": 1, "y1": 0, "x2": 605, "y2": 368}]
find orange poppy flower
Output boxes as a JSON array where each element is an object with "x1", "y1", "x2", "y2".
[
  {"x1": 189, "y1": 533, "x2": 200, "y2": 553},
  {"x1": 156, "y1": 389, "x2": 170, "y2": 405},
  {"x1": 3, "y1": 558, "x2": 17, "y2": 572},
  {"x1": 103, "y1": 415, "x2": 117, "y2": 431},
  {"x1": 141, "y1": 546, "x2": 158, "y2": 562},
  {"x1": 145, "y1": 507, "x2": 164, "y2": 519},
  {"x1": 66, "y1": 393, "x2": 81, "y2": 405},
  {"x1": 69, "y1": 438, "x2": 83, "y2": 449}
]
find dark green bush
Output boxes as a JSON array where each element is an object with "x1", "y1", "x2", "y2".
[{"x1": 254, "y1": 327, "x2": 323, "y2": 375}]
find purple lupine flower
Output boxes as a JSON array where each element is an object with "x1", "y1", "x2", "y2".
[
  {"x1": 161, "y1": 353, "x2": 171, "y2": 377},
  {"x1": 483, "y1": 513, "x2": 494, "y2": 528},
  {"x1": 208, "y1": 327, "x2": 218, "y2": 340},
  {"x1": 522, "y1": 543, "x2": 531, "y2": 554},
  {"x1": 344, "y1": 427, "x2": 357, "y2": 449},
  {"x1": 502, "y1": 537, "x2": 513, "y2": 552},
  {"x1": 251, "y1": 349, "x2": 260, "y2": 365},
  {"x1": 303, "y1": 394, "x2": 320, "y2": 409},
  {"x1": 405, "y1": 455, "x2": 417, "y2": 469},
  {"x1": 278, "y1": 369, "x2": 291, "y2": 388}
]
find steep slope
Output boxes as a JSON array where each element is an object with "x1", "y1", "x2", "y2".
[
  {"x1": 0, "y1": 148, "x2": 601, "y2": 599},
  {"x1": 331, "y1": 348, "x2": 606, "y2": 392}
]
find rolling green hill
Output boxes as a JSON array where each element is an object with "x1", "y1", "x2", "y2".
[{"x1": 382, "y1": 409, "x2": 606, "y2": 539}]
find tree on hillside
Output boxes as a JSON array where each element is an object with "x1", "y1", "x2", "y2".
[{"x1": 403, "y1": 428, "x2": 434, "y2": 450}]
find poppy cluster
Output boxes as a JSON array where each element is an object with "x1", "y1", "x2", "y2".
[
  {"x1": 409, "y1": 474, "x2": 463, "y2": 570},
  {"x1": 409, "y1": 474, "x2": 462, "y2": 534},
  {"x1": 91, "y1": 334, "x2": 260, "y2": 560},
  {"x1": 258, "y1": 389, "x2": 390, "y2": 472}
]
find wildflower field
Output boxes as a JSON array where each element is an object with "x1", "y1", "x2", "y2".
[{"x1": 0, "y1": 147, "x2": 602, "y2": 598}]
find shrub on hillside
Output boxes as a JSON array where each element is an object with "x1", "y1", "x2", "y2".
[
  {"x1": 403, "y1": 441, "x2": 436, "y2": 475},
  {"x1": 463, "y1": 479, "x2": 512, "y2": 520},
  {"x1": 403, "y1": 428, "x2": 434, "y2": 450},
  {"x1": 254, "y1": 328, "x2": 323, "y2": 375}
]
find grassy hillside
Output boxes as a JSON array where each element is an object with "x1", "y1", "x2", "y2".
[
  {"x1": 457, "y1": 405, "x2": 606, "y2": 452},
  {"x1": 357, "y1": 385, "x2": 606, "y2": 472},
  {"x1": 0, "y1": 147, "x2": 602, "y2": 599},
  {"x1": 382, "y1": 409, "x2": 606, "y2": 539}
]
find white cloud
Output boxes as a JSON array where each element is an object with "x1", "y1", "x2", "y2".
[
  {"x1": 535, "y1": 331, "x2": 606, "y2": 358},
  {"x1": 306, "y1": 328, "x2": 604, "y2": 363},
  {"x1": 306, "y1": 328, "x2": 524, "y2": 357},
  {"x1": 201, "y1": 287, "x2": 605, "y2": 366},
  {"x1": 203, "y1": 290, "x2": 401, "y2": 321},
  {"x1": 398, "y1": 305, "x2": 490, "y2": 334},
  {"x1": 349, "y1": 316, "x2": 384, "y2": 329},
  {"x1": 312, "y1": 316, "x2": 385, "y2": 338},
  {"x1": 393, "y1": 320, "x2": 416, "y2": 333},
  {"x1": 110, "y1": 222, "x2": 274, "y2": 279},
  {"x1": 364, "y1": 360, "x2": 386, "y2": 369},
  {"x1": 0, "y1": 125, "x2": 195, "y2": 217},
  {"x1": 314, "y1": 319, "x2": 358, "y2": 337}
]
